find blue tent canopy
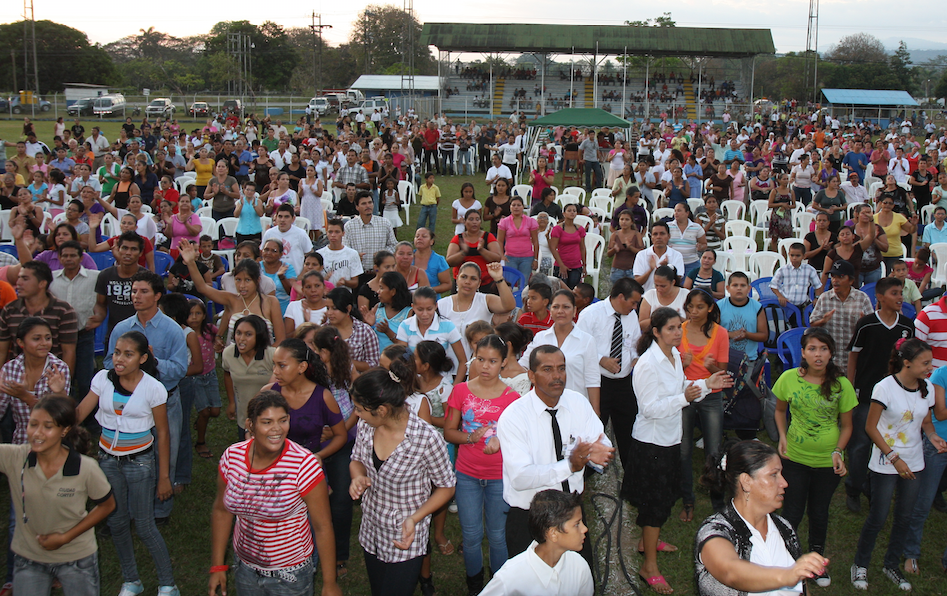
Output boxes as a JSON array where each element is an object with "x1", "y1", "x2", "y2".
[{"x1": 821, "y1": 89, "x2": 918, "y2": 107}]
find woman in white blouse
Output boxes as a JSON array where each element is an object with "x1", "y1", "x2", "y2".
[
  {"x1": 518, "y1": 290, "x2": 601, "y2": 413},
  {"x1": 621, "y1": 307, "x2": 731, "y2": 594},
  {"x1": 637, "y1": 265, "x2": 687, "y2": 332}
]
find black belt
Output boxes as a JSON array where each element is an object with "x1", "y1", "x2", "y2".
[{"x1": 103, "y1": 444, "x2": 153, "y2": 461}]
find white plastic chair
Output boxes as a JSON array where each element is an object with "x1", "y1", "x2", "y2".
[
  {"x1": 100, "y1": 213, "x2": 119, "y2": 239},
  {"x1": 562, "y1": 187, "x2": 586, "y2": 203},
  {"x1": 589, "y1": 196, "x2": 614, "y2": 216},
  {"x1": 921, "y1": 204, "x2": 936, "y2": 225},
  {"x1": 652, "y1": 208, "x2": 674, "y2": 221},
  {"x1": 140, "y1": 205, "x2": 152, "y2": 214},
  {"x1": 652, "y1": 189, "x2": 667, "y2": 208},
  {"x1": 712, "y1": 251, "x2": 729, "y2": 275},
  {"x1": 721, "y1": 200, "x2": 746, "y2": 221},
  {"x1": 793, "y1": 212, "x2": 816, "y2": 238},
  {"x1": 725, "y1": 220, "x2": 752, "y2": 237},
  {"x1": 217, "y1": 217, "x2": 239, "y2": 239},
  {"x1": 777, "y1": 238, "x2": 800, "y2": 260},
  {"x1": 295, "y1": 217, "x2": 312, "y2": 231},
  {"x1": 749, "y1": 251, "x2": 786, "y2": 278},
  {"x1": 512, "y1": 185, "x2": 532, "y2": 202},
  {"x1": 723, "y1": 236, "x2": 756, "y2": 272},
  {"x1": 398, "y1": 180, "x2": 416, "y2": 227},
  {"x1": 260, "y1": 216, "x2": 272, "y2": 232},
  {"x1": 573, "y1": 215, "x2": 593, "y2": 231},
  {"x1": 930, "y1": 243, "x2": 947, "y2": 287},
  {"x1": 199, "y1": 216, "x2": 217, "y2": 240},
  {"x1": 584, "y1": 233, "x2": 606, "y2": 295},
  {"x1": 687, "y1": 198, "x2": 704, "y2": 214},
  {"x1": 867, "y1": 181, "x2": 883, "y2": 200},
  {"x1": 197, "y1": 206, "x2": 214, "y2": 219},
  {"x1": 590, "y1": 188, "x2": 612, "y2": 201}
]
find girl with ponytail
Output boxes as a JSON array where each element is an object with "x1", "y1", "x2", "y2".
[
  {"x1": 852, "y1": 338, "x2": 945, "y2": 591},
  {"x1": 0, "y1": 395, "x2": 116, "y2": 596},
  {"x1": 772, "y1": 327, "x2": 856, "y2": 586}
]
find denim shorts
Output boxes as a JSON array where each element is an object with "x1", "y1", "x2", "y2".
[{"x1": 190, "y1": 369, "x2": 221, "y2": 411}]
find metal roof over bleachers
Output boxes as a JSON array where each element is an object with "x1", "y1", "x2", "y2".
[
  {"x1": 419, "y1": 23, "x2": 775, "y2": 58},
  {"x1": 821, "y1": 89, "x2": 918, "y2": 107}
]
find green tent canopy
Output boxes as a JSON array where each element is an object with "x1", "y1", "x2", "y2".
[{"x1": 529, "y1": 108, "x2": 632, "y2": 129}]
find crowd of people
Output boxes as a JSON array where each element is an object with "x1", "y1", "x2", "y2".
[{"x1": 0, "y1": 100, "x2": 945, "y2": 596}]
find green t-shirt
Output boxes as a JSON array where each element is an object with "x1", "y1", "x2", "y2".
[{"x1": 772, "y1": 368, "x2": 857, "y2": 468}]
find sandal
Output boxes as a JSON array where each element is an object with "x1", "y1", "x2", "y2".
[
  {"x1": 638, "y1": 540, "x2": 678, "y2": 553},
  {"x1": 195, "y1": 442, "x2": 214, "y2": 459},
  {"x1": 437, "y1": 540, "x2": 455, "y2": 555},
  {"x1": 639, "y1": 574, "x2": 674, "y2": 594},
  {"x1": 0, "y1": 582, "x2": 12, "y2": 596},
  {"x1": 905, "y1": 559, "x2": 919, "y2": 575},
  {"x1": 679, "y1": 504, "x2": 694, "y2": 522},
  {"x1": 336, "y1": 562, "x2": 348, "y2": 579}
]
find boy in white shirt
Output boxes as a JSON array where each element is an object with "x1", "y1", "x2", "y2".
[
  {"x1": 316, "y1": 218, "x2": 362, "y2": 289},
  {"x1": 479, "y1": 490, "x2": 593, "y2": 596},
  {"x1": 260, "y1": 203, "x2": 313, "y2": 274}
]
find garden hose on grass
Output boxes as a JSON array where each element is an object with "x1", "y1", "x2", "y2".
[{"x1": 589, "y1": 489, "x2": 644, "y2": 596}]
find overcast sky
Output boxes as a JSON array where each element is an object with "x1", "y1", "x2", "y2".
[{"x1": 4, "y1": 1, "x2": 947, "y2": 55}]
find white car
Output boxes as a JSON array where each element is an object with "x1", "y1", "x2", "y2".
[
  {"x1": 308, "y1": 97, "x2": 329, "y2": 116},
  {"x1": 145, "y1": 98, "x2": 176, "y2": 118},
  {"x1": 346, "y1": 99, "x2": 388, "y2": 118}
]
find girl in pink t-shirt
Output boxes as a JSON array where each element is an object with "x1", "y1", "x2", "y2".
[
  {"x1": 549, "y1": 203, "x2": 587, "y2": 288},
  {"x1": 444, "y1": 334, "x2": 521, "y2": 582},
  {"x1": 496, "y1": 196, "x2": 539, "y2": 282}
]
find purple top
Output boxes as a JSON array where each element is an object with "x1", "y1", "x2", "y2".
[
  {"x1": 273, "y1": 382, "x2": 344, "y2": 453},
  {"x1": 34, "y1": 250, "x2": 98, "y2": 271}
]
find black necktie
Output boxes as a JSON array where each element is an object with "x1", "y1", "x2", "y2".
[
  {"x1": 547, "y1": 408, "x2": 571, "y2": 493},
  {"x1": 611, "y1": 312, "x2": 623, "y2": 368}
]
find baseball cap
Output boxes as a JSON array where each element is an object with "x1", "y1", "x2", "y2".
[{"x1": 828, "y1": 260, "x2": 855, "y2": 277}]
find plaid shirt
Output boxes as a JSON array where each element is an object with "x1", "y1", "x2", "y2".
[
  {"x1": 769, "y1": 263, "x2": 821, "y2": 306},
  {"x1": 336, "y1": 164, "x2": 369, "y2": 188},
  {"x1": 811, "y1": 288, "x2": 873, "y2": 370},
  {"x1": 0, "y1": 354, "x2": 71, "y2": 444},
  {"x1": 346, "y1": 318, "x2": 380, "y2": 368},
  {"x1": 0, "y1": 295, "x2": 78, "y2": 362},
  {"x1": 352, "y1": 412, "x2": 455, "y2": 562},
  {"x1": 344, "y1": 215, "x2": 398, "y2": 270}
]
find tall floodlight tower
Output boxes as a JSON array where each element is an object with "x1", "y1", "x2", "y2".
[
  {"x1": 401, "y1": 0, "x2": 416, "y2": 100},
  {"x1": 804, "y1": 0, "x2": 820, "y2": 104},
  {"x1": 23, "y1": 0, "x2": 40, "y2": 96}
]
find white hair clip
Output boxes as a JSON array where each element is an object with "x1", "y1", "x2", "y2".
[
  {"x1": 719, "y1": 454, "x2": 728, "y2": 472},
  {"x1": 389, "y1": 370, "x2": 401, "y2": 383}
]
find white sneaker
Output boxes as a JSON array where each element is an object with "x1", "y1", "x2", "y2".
[
  {"x1": 448, "y1": 501, "x2": 458, "y2": 513},
  {"x1": 883, "y1": 567, "x2": 911, "y2": 591},
  {"x1": 118, "y1": 581, "x2": 144, "y2": 596},
  {"x1": 157, "y1": 588, "x2": 180, "y2": 596},
  {"x1": 850, "y1": 565, "x2": 868, "y2": 590},
  {"x1": 814, "y1": 570, "x2": 831, "y2": 587},
  {"x1": 695, "y1": 438, "x2": 705, "y2": 449}
]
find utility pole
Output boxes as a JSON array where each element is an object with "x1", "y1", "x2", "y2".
[
  {"x1": 804, "y1": 0, "x2": 820, "y2": 104},
  {"x1": 310, "y1": 12, "x2": 332, "y2": 94},
  {"x1": 23, "y1": 0, "x2": 39, "y2": 97}
]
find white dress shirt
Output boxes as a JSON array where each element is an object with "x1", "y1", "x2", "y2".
[
  {"x1": 575, "y1": 298, "x2": 641, "y2": 379},
  {"x1": 480, "y1": 540, "x2": 594, "y2": 596},
  {"x1": 498, "y1": 388, "x2": 605, "y2": 510},
  {"x1": 840, "y1": 181, "x2": 868, "y2": 205},
  {"x1": 631, "y1": 342, "x2": 710, "y2": 447},
  {"x1": 518, "y1": 325, "x2": 600, "y2": 397},
  {"x1": 632, "y1": 246, "x2": 685, "y2": 292}
]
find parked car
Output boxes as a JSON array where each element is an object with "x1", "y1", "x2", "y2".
[
  {"x1": 189, "y1": 102, "x2": 211, "y2": 117},
  {"x1": 308, "y1": 97, "x2": 329, "y2": 116},
  {"x1": 93, "y1": 94, "x2": 127, "y2": 117},
  {"x1": 0, "y1": 97, "x2": 9, "y2": 112},
  {"x1": 145, "y1": 98, "x2": 176, "y2": 118},
  {"x1": 10, "y1": 96, "x2": 52, "y2": 114},
  {"x1": 346, "y1": 98, "x2": 388, "y2": 118},
  {"x1": 222, "y1": 99, "x2": 242, "y2": 117},
  {"x1": 67, "y1": 98, "x2": 96, "y2": 117}
]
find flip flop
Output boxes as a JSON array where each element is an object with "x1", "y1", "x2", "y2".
[
  {"x1": 639, "y1": 574, "x2": 674, "y2": 594},
  {"x1": 679, "y1": 504, "x2": 694, "y2": 522},
  {"x1": 436, "y1": 540, "x2": 455, "y2": 555},
  {"x1": 638, "y1": 540, "x2": 678, "y2": 553},
  {"x1": 195, "y1": 442, "x2": 214, "y2": 459}
]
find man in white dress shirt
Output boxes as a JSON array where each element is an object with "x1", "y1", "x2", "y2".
[
  {"x1": 479, "y1": 490, "x2": 594, "y2": 596},
  {"x1": 497, "y1": 346, "x2": 614, "y2": 563},
  {"x1": 632, "y1": 222, "x2": 685, "y2": 292},
  {"x1": 575, "y1": 277, "x2": 642, "y2": 468}
]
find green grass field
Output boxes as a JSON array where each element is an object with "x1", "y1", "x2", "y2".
[{"x1": 1, "y1": 116, "x2": 946, "y2": 595}]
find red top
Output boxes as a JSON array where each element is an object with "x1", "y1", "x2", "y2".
[
  {"x1": 449, "y1": 232, "x2": 497, "y2": 286},
  {"x1": 447, "y1": 382, "x2": 520, "y2": 480}
]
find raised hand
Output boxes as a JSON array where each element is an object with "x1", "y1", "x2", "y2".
[
  {"x1": 177, "y1": 239, "x2": 197, "y2": 263},
  {"x1": 45, "y1": 367, "x2": 67, "y2": 394}
]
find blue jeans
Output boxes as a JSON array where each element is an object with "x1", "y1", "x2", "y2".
[
  {"x1": 417, "y1": 204, "x2": 437, "y2": 231},
  {"x1": 98, "y1": 450, "x2": 175, "y2": 586},
  {"x1": 859, "y1": 267, "x2": 883, "y2": 287},
  {"x1": 846, "y1": 402, "x2": 872, "y2": 500},
  {"x1": 234, "y1": 558, "x2": 313, "y2": 596},
  {"x1": 506, "y1": 256, "x2": 533, "y2": 283},
  {"x1": 584, "y1": 161, "x2": 603, "y2": 193},
  {"x1": 373, "y1": 189, "x2": 380, "y2": 216},
  {"x1": 793, "y1": 186, "x2": 812, "y2": 207},
  {"x1": 154, "y1": 388, "x2": 181, "y2": 518},
  {"x1": 555, "y1": 266, "x2": 583, "y2": 289},
  {"x1": 681, "y1": 393, "x2": 724, "y2": 509},
  {"x1": 903, "y1": 435, "x2": 947, "y2": 563},
  {"x1": 458, "y1": 149, "x2": 472, "y2": 175},
  {"x1": 455, "y1": 471, "x2": 510, "y2": 576},
  {"x1": 13, "y1": 552, "x2": 99, "y2": 596},
  {"x1": 440, "y1": 149, "x2": 455, "y2": 174},
  {"x1": 683, "y1": 261, "x2": 699, "y2": 276},
  {"x1": 610, "y1": 267, "x2": 634, "y2": 283},
  {"x1": 176, "y1": 379, "x2": 194, "y2": 486},
  {"x1": 854, "y1": 469, "x2": 923, "y2": 569}
]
